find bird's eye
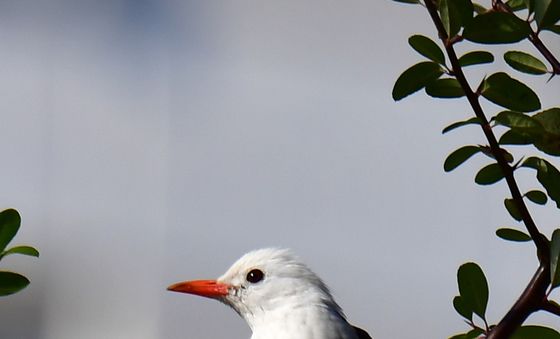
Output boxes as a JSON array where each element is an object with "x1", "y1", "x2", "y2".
[{"x1": 246, "y1": 269, "x2": 264, "y2": 283}]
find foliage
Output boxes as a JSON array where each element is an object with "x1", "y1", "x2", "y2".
[
  {"x1": 0, "y1": 208, "x2": 39, "y2": 296},
  {"x1": 392, "y1": 0, "x2": 560, "y2": 337}
]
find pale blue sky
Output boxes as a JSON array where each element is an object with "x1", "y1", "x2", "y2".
[{"x1": 0, "y1": 1, "x2": 558, "y2": 338}]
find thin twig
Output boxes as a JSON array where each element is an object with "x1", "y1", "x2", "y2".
[{"x1": 542, "y1": 299, "x2": 560, "y2": 316}]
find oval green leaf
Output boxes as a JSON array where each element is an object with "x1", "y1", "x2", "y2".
[
  {"x1": 507, "y1": 0, "x2": 528, "y2": 11},
  {"x1": 504, "y1": 198, "x2": 523, "y2": 221},
  {"x1": 525, "y1": 190, "x2": 548, "y2": 205},
  {"x1": 551, "y1": 229, "x2": 560, "y2": 288},
  {"x1": 511, "y1": 325, "x2": 560, "y2": 339},
  {"x1": 444, "y1": 145, "x2": 481, "y2": 172},
  {"x1": 392, "y1": 62, "x2": 444, "y2": 101},
  {"x1": 504, "y1": 51, "x2": 548, "y2": 75},
  {"x1": 458, "y1": 51, "x2": 494, "y2": 67},
  {"x1": 499, "y1": 129, "x2": 533, "y2": 145},
  {"x1": 1, "y1": 246, "x2": 39, "y2": 258},
  {"x1": 425, "y1": 78, "x2": 465, "y2": 98},
  {"x1": 481, "y1": 72, "x2": 541, "y2": 112},
  {"x1": 452, "y1": 295, "x2": 473, "y2": 320},
  {"x1": 0, "y1": 271, "x2": 30, "y2": 296},
  {"x1": 496, "y1": 227, "x2": 532, "y2": 242},
  {"x1": 442, "y1": 117, "x2": 481, "y2": 134},
  {"x1": 457, "y1": 262, "x2": 489, "y2": 320},
  {"x1": 439, "y1": 0, "x2": 461, "y2": 37},
  {"x1": 0, "y1": 209, "x2": 21, "y2": 253},
  {"x1": 408, "y1": 35, "x2": 445, "y2": 65},
  {"x1": 463, "y1": 12, "x2": 531, "y2": 44},
  {"x1": 523, "y1": 0, "x2": 535, "y2": 13},
  {"x1": 494, "y1": 111, "x2": 542, "y2": 130},
  {"x1": 475, "y1": 163, "x2": 505, "y2": 185}
]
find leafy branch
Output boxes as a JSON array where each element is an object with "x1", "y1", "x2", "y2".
[
  {"x1": 0, "y1": 208, "x2": 39, "y2": 296},
  {"x1": 392, "y1": 0, "x2": 560, "y2": 337}
]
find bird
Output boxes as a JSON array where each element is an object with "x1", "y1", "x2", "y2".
[{"x1": 167, "y1": 247, "x2": 372, "y2": 339}]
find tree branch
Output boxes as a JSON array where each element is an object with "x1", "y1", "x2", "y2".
[
  {"x1": 423, "y1": 0, "x2": 548, "y2": 255},
  {"x1": 486, "y1": 264, "x2": 550, "y2": 339},
  {"x1": 422, "y1": 1, "x2": 553, "y2": 337}
]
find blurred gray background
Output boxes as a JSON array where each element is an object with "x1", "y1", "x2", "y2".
[{"x1": 0, "y1": 1, "x2": 559, "y2": 338}]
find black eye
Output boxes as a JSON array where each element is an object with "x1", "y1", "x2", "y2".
[{"x1": 246, "y1": 269, "x2": 264, "y2": 283}]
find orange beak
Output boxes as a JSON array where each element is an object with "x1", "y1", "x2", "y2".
[{"x1": 167, "y1": 279, "x2": 230, "y2": 298}]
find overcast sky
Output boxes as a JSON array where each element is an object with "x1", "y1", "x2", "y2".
[{"x1": 0, "y1": 1, "x2": 559, "y2": 339}]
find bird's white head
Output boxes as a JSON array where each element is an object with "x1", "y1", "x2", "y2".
[{"x1": 168, "y1": 248, "x2": 345, "y2": 329}]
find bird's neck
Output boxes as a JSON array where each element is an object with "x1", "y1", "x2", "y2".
[
  {"x1": 247, "y1": 303, "x2": 351, "y2": 339},
  {"x1": 242, "y1": 296, "x2": 347, "y2": 337}
]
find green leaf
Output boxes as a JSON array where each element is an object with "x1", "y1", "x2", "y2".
[
  {"x1": 525, "y1": 190, "x2": 548, "y2": 205},
  {"x1": 408, "y1": 35, "x2": 446, "y2": 65},
  {"x1": 0, "y1": 271, "x2": 30, "y2": 296},
  {"x1": 0, "y1": 209, "x2": 21, "y2": 254},
  {"x1": 475, "y1": 163, "x2": 505, "y2": 185},
  {"x1": 392, "y1": 62, "x2": 444, "y2": 101},
  {"x1": 499, "y1": 129, "x2": 533, "y2": 145},
  {"x1": 505, "y1": 198, "x2": 523, "y2": 221},
  {"x1": 534, "y1": 0, "x2": 560, "y2": 29},
  {"x1": 458, "y1": 51, "x2": 494, "y2": 67},
  {"x1": 439, "y1": 0, "x2": 462, "y2": 37},
  {"x1": 457, "y1": 262, "x2": 489, "y2": 320},
  {"x1": 523, "y1": 0, "x2": 535, "y2": 13},
  {"x1": 551, "y1": 229, "x2": 560, "y2": 288},
  {"x1": 504, "y1": 51, "x2": 548, "y2": 75},
  {"x1": 442, "y1": 117, "x2": 481, "y2": 134},
  {"x1": 465, "y1": 328, "x2": 485, "y2": 339},
  {"x1": 425, "y1": 78, "x2": 465, "y2": 98},
  {"x1": 444, "y1": 145, "x2": 481, "y2": 172},
  {"x1": 507, "y1": 0, "x2": 528, "y2": 10},
  {"x1": 1, "y1": 246, "x2": 39, "y2": 259},
  {"x1": 532, "y1": 108, "x2": 560, "y2": 156},
  {"x1": 448, "y1": 328, "x2": 484, "y2": 339},
  {"x1": 511, "y1": 325, "x2": 560, "y2": 339},
  {"x1": 463, "y1": 12, "x2": 531, "y2": 44},
  {"x1": 522, "y1": 157, "x2": 560, "y2": 208},
  {"x1": 481, "y1": 72, "x2": 541, "y2": 112},
  {"x1": 496, "y1": 227, "x2": 532, "y2": 241},
  {"x1": 494, "y1": 110, "x2": 542, "y2": 129},
  {"x1": 452, "y1": 295, "x2": 472, "y2": 320}
]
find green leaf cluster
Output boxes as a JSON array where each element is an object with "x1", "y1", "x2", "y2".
[
  {"x1": 497, "y1": 108, "x2": 560, "y2": 156},
  {"x1": 0, "y1": 209, "x2": 39, "y2": 296},
  {"x1": 391, "y1": 0, "x2": 560, "y2": 336}
]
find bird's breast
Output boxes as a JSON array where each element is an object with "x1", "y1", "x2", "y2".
[{"x1": 249, "y1": 306, "x2": 358, "y2": 339}]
